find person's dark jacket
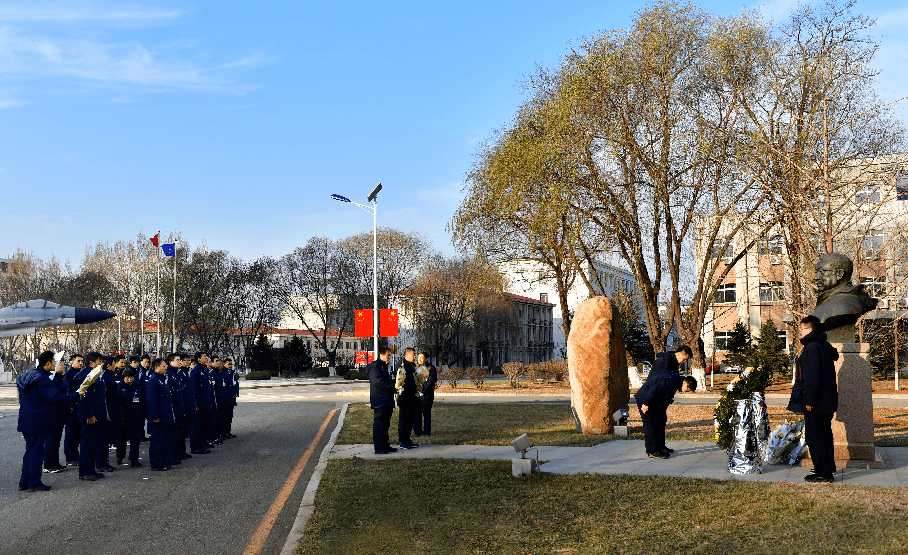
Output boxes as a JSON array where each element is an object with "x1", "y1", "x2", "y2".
[
  {"x1": 102, "y1": 370, "x2": 127, "y2": 429},
  {"x1": 212, "y1": 369, "x2": 227, "y2": 408},
  {"x1": 46, "y1": 372, "x2": 70, "y2": 427},
  {"x1": 397, "y1": 361, "x2": 418, "y2": 406},
  {"x1": 76, "y1": 367, "x2": 109, "y2": 424},
  {"x1": 189, "y1": 364, "x2": 215, "y2": 411},
  {"x1": 419, "y1": 363, "x2": 437, "y2": 403},
  {"x1": 146, "y1": 372, "x2": 175, "y2": 423},
  {"x1": 645, "y1": 351, "x2": 679, "y2": 383},
  {"x1": 63, "y1": 365, "x2": 82, "y2": 414},
  {"x1": 634, "y1": 370, "x2": 683, "y2": 411},
  {"x1": 788, "y1": 329, "x2": 839, "y2": 414},
  {"x1": 117, "y1": 380, "x2": 145, "y2": 428},
  {"x1": 367, "y1": 359, "x2": 395, "y2": 409},
  {"x1": 166, "y1": 365, "x2": 188, "y2": 419},
  {"x1": 178, "y1": 367, "x2": 195, "y2": 413},
  {"x1": 17, "y1": 367, "x2": 79, "y2": 435}
]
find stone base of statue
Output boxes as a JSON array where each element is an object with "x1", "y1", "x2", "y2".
[
  {"x1": 801, "y1": 341, "x2": 886, "y2": 469},
  {"x1": 568, "y1": 297, "x2": 629, "y2": 435}
]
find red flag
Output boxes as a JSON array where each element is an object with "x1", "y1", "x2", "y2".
[
  {"x1": 354, "y1": 309, "x2": 372, "y2": 337},
  {"x1": 150, "y1": 233, "x2": 160, "y2": 247},
  {"x1": 355, "y1": 351, "x2": 376, "y2": 365},
  {"x1": 380, "y1": 309, "x2": 398, "y2": 337}
]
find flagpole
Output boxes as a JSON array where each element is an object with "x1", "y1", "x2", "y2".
[
  {"x1": 139, "y1": 235, "x2": 144, "y2": 356},
  {"x1": 155, "y1": 231, "x2": 162, "y2": 355},
  {"x1": 172, "y1": 240, "x2": 177, "y2": 353}
]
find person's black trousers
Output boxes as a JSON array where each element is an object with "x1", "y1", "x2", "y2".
[
  {"x1": 20, "y1": 433, "x2": 47, "y2": 489},
  {"x1": 190, "y1": 409, "x2": 210, "y2": 451},
  {"x1": 640, "y1": 405, "x2": 667, "y2": 454},
  {"x1": 805, "y1": 411, "x2": 836, "y2": 477},
  {"x1": 95, "y1": 421, "x2": 113, "y2": 467},
  {"x1": 373, "y1": 406, "x2": 393, "y2": 451},
  {"x1": 398, "y1": 401, "x2": 416, "y2": 445},
  {"x1": 79, "y1": 422, "x2": 101, "y2": 477},
  {"x1": 413, "y1": 399, "x2": 433, "y2": 436},
  {"x1": 148, "y1": 421, "x2": 174, "y2": 468},
  {"x1": 43, "y1": 424, "x2": 64, "y2": 469},
  {"x1": 172, "y1": 416, "x2": 189, "y2": 456},
  {"x1": 116, "y1": 423, "x2": 142, "y2": 462},
  {"x1": 63, "y1": 413, "x2": 81, "y2": 463}
]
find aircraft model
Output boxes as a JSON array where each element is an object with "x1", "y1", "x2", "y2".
[{"x1": 0, "y1": 299, "x2": 116, "y2": 338}]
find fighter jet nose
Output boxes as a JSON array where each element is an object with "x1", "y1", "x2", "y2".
[{"x1": 74, "y1": 307, "x2": 117, "y2": 325}]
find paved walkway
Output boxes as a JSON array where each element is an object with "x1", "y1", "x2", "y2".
[{"x1": 330, "y1": 441, "x2": 908, "y2": 487}]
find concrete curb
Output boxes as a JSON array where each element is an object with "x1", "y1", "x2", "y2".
[{"x1": 279, "y1": 402, "x2": 349, "y2": 555}]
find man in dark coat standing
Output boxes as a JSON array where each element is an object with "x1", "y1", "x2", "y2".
[
  {"x1": 634, "y1": 368, "x2": 697, "y2": 458},
  {"x1": 413, "y1": 352, "x2": 437, "y2": 437},
  {"x1": 17, "y1": 351, "x2": 83, "y2": 491},
  {"x1": 396, "y1": 347, "x2": 422, "y2": 449},
  {"x1": 62, "y1": 353, "x2": 85, "y2": 466},
  {"x1": 189, "y1": 351, "x2": 214, "y2": 454},
  {"x1": 146, "y1": 358, "x2": 175, "y2": 471},
  {"x1": 75, "y1": 352, "x2": 109, "y2": 481},
  {"x1": 367, "y1": 347, "x2": 397, "y2": 455},
  {"x1": 788, "y1": 315, "x2": 839, "y2": 482}
]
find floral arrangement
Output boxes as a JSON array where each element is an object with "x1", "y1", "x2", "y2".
[
  {"x1": 78, "y1": 367, "x2": 104, "y2": 394},
  {"x1": 713, "y1": 366, "x2": 773, "y2": 450},
  {"x1": 764, "y1": 420, "x2": 807, "y2": 465},
  {"x1": 395, "y1": 364, "x2": 426, "y2": 395}
]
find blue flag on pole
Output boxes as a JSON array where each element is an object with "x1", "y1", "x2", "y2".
[
  {"x1": 162, "y1": 243, "x2": 176, "y2": 257},
  {"x1": 141, "y1": 246, "x2": 147, "y2": 261}
]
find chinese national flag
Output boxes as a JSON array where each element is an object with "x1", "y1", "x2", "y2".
[
  {"x1": 354, "y1": 309, "x2": 372, "y2": 337},
  {"x1": 380, "y1": 309, "x2": 398, "y2": 337}
]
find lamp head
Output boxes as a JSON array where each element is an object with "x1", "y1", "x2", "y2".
[
  {"x1": 511, "y1": 433, "x2": 533, "y2": 454},
  {"x1": 366, "y1": 182, "x2": 382, "y2": 203},
  {"x1": 331, "y1": 194, "x2": 351, "y2": 203}
]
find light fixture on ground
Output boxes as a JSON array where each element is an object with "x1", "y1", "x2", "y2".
[
  {"x1": 331, "y1": 183, "x2": 382, "y2": 370},
  {"x1": 511, "y1": 433, "x2": 538, "y2": 476}
]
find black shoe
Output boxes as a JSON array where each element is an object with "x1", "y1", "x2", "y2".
[
  {"x1": 130, "y1": 461, "x2": 143, "y2": 468},
  {"x1": 28, "y1": 484, "x2": 52, "y2": 492},
  {"x1": 97, "y1": 465, "x2": 116, "y2": 472},
  {"x1": 18, "y1": 484, "x2": 28, "y2": 491},
  {"x1": 662, "y1": 447, "x2": 674, "y2": 453},
  {"x1": 150, "y1": 465, "x2": 170, "y2": 471},
  {"x1": 648, "y1": 452, "x2": 670, "y2": 459},
  {"x1": 166, "y1": 459, "x2": 181, "y2": 465},
  {"x1": 805, "y1": 474, "x2": 834, "y2": 483},
  {"x1": 386, "y1": 447, "x2": 398, "y2": 452},
  {"x1": 375, "y1": 449, "x2": 391, "y2": 455},
  {"x1": 226, "y1": 434, "x2": 237, "y2": 439},
  {"x1": 179, "y1": 453, "x2": 192, "y2": 459},
  {"x1": 92, "y1": 472, "x2": 105, "y2": 479},
  {"x1": 191, "y1": 449, "x2": 211, "y2": 454},
  {"x1": 43, "y1": 465, "x2": 66, "y2": 474},
  {"x1": 79, "y1": 475, "x2": 99, "y2": 482}
]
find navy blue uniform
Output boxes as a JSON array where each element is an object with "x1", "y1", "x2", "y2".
[
  {"x1": 178, "y1": 366, "x2": 195, "y2": 452},
  {"x1": 75, "y1": 367, "x2": 108, "y2": 478},
  {"x1": 116, "y1": 380, "x2": 144, "y2": 463},
  {"x1": 225, "y1": 367, "x2": 239, "y2": 436},
  {"x1": 211, "y1": 369, "x2": 229, "y2": 441},
  {"x1": 367, "y1": 358, "x2": 395, "y2": 452},
  {"x1": 634, "y1": 370, "x2": 683, "y2": 455},
  {"x1": 396, "y1": 361, "x2": 419, "y2": 446},
  {"x1": 97, "y1": 371, "x2": 124, "y2": 469},
  {"x1": 42, "y1": 372, "x2": 70, "y2": 470},
  {"x1": 62, "y1": 365, "x2": 83, "y2": 464},
  {"x1": 166, "y1": 365, "x2": 190, "y2": 460},
  {"x1": 189, "y1": 363, "x2": 215, "y2": 451},
  {"x1": 17, "y1": 367, "x2": 79, "y2": 489},
  {"x1": 146, "y1": 372, "x2": 175, "y2": 469}
]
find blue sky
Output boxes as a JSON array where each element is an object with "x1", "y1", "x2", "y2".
[{"x1": 2, "y1": 0, "x2": 906, "y2": 265}]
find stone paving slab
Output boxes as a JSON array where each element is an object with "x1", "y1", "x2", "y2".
[{"x1": 331, "y1": 441, "x2": 908, "y2": 487}]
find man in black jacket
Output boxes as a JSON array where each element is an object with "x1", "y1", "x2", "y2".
[
  {"x1": 788, "y1": 315, "x2": 839, "y2": 482},
  {"x1": 634, "y1": 369, "x2": 697, "y2": 458},
  {"x1": 367, "y1": 347, "x2": 396, "y2": 455},
  {"x1": 645, "y1": 345, "x2": 692, "y2": 383},
  {"x1": 413, "y1": 352, "x2": 437, "y2": 437}
]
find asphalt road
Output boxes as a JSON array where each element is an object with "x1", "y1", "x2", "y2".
[{"x1": 0, "y1": 388, "x2": 342, "y2": 555}]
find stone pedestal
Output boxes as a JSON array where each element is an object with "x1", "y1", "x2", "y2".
[
  {"x1": 803, "y1": 342, "x2": 885, "y2": 469},
  {"x1": 568, "y1": 297, "x2": 629, "y2": 435}
]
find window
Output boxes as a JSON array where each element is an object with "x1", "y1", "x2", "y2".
[
  {"x1": 855, "y1": 185, "x2": 881, "y2": 204},
  {"x1": 758, "y1": 236, "x2": 784, "y2": 256},
  {"x1": 862, "y1": 229, "x2": 885, "y2": 259},
  {"x1": 759, "y1": 282, "x2": 783, "y2": 303},
  {"x1": 540, "y1": 293, "x2": 548, "y2": 303},
  {"x1": 777, "y1": 330, "x2": 788, "y2": 352},
  {"x1": 715, "y1": 283, "x2": 736, "y2": 304},
  {"x1": 345, "y1": 342, "x2": 350, "y2": 350},
  {"x1": 714, "y1": 331, "x2": 732, "y2": 351},
  {"x1": 898, "y1": 174, "x2": 908, "y2": 201},
  {"x1": 861, "y1": 277, "x2": 887, "y2": 299},
  {"x1": 709, "y1": 239, "x2": 734, "y2": 259}
]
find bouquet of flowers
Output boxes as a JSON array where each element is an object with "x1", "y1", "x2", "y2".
[
  {"x1": 763, "y1": 419, "x2": 807, "y2": 465},
  {"x1": 714, "y1": 366, "x2": 772, "y2": 450},
  {"x1": 78, "y1": 367, "x2": 104, "y2": 394},
  {"x1": 395, "y1": 363, "x2": 427, "y2": 396}
]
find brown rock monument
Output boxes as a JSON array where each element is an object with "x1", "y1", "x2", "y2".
[{"x1": 568, "y1": 297, "x2": 629, "y2": 435}]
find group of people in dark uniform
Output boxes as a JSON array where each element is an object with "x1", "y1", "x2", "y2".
[
  {"x1": 17, "y1": 349, "x2": 240, "y2": 492},
  {"x1": 366, "y1": 347, "x2": 438, "y2": 454}
]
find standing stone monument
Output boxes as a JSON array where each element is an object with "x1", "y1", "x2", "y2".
[
  {"x1": 568, "y1": 297, "x2": 629, "y2": 435},
  {"x1": 808, "y1": 252, "x2": 884, "y2": 468}
]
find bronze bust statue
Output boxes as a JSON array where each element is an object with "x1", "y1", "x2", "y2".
[{"x1": 811, "y1": 253, "x2": 878, "y2": 342}]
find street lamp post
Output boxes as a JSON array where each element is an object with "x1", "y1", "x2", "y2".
[{"x1": 331, "y1": 183, "x2": 382, "y2": 363}]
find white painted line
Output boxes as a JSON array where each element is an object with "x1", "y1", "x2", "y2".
[{"x1": 279, "y1": 402, "x2": 349, "y2": 555}]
